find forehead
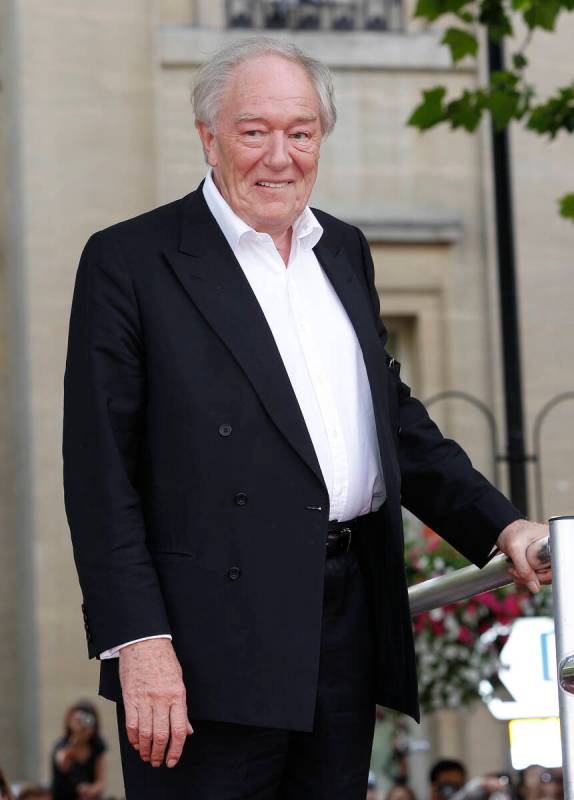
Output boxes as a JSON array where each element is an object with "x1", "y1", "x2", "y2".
[
  {"x1": 437, "y1": 769, "x2": 465, "y2": 783},
  {"x1": 220, "y1": 54, "x2": 320, "y2": 120}
]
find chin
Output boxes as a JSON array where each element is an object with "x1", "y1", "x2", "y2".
[{"x1": 258, "y1": 206, "x2": 297, "y2": 224}]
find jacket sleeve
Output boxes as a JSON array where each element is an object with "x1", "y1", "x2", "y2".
[
  {"x1": 355, "y1": 226, "x2": 523, "y2": 567},
  {"x1": 63, "y1": 231, "x2": 171, "y2": 658}
]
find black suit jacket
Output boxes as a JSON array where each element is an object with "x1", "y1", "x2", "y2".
[{"x1": 63, "y1": 184, "x2": 521, "y2": 729}]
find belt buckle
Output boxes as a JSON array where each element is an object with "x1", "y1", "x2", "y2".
[{"x1": 340, "y1": 526, "x2": 352, "y2": 552}]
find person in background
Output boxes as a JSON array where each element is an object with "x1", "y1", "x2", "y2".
[
  {"x1": 534, "y1": 770, "x2": 563, "y2": 800},
  {"x1": 430, "y1": 760, "x2": 468, "y2": 800},
  {"x1": 386, "y1": 783, "x2": 418, "y2": 800},
  {"x1": 517, "y1": 767, "x2": 546, "y2": 800},
  {"x1": 451, "y1": 773, "x2": 514, "y2": 800},
  {"x1": 50, "y1": 701, "x2": 106, "y2": 800},
  {"x1": 367, "y1": 771, "x2": 380, "y2": 800},
  {"x1": 0, "y1": 768, "x2": 15, "y2": 800},
  {"x1": 18, "y1": 788, "x2": 52, "y2": 800}
]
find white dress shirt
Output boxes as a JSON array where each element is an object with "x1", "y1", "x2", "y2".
[{"x1": 100, "y1": 172, "x2": 385, "y2": 659}]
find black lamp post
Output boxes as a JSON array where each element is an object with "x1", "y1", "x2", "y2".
[{"x1": 487, "y1": 38, "x2": 529, "y2": 516}]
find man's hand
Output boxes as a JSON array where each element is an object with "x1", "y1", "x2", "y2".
[
  {"x1": 119, "y1": 638, "x2": 193, "y2": 768},
  {"x1": 496, "y1": 519, "x2": 552, "y2": 593}
]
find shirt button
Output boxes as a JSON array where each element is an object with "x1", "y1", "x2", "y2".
[
  {"x1": 234, "y1": 491, "x2": 248, "y2": 506},
  {"x1": 219, "y1": 423, "x2": 233, "y2": 437},
  {"x1": 228, "y1": 566, "x2": 241, "y2": 581}
]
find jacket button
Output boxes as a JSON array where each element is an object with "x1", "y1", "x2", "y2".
[
  {"x1": 234, "y1": 491, "x2": 248, "y2": 506},
  {"x1": 228, "y1": 566, "x2": 241, "y2": 581},
  {"x1": 219, "y1": 423, "x2": 232, "y2": 437}
]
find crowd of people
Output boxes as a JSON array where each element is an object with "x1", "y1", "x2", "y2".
[
  {"x1": 366, "y1": 759, "x2": 565, "y2": 800},
  {"x1": 0, "y1": 709, "x2": 565, "y2": 800}
]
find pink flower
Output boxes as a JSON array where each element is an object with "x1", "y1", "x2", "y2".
[
  {"x1": 501, "y1": 593, "x2": 521, "y2": 618},
  {"x1": 476, "y1": 592, "x2": 500, "y2": 612},
  {"x1": 458, "y1": 628, "x2": 474, "y2": 645}
]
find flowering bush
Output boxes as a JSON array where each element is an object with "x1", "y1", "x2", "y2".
[{"x1": 407, "y1": 527, "x2": 552, "y2": 712}]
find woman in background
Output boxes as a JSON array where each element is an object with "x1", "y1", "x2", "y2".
[
  {"x1": 0, "y1": 767, "x2": 15, "y2": 800},
  {"x1": 51, "y1": 700, "x2": 106, "y2": 800}
]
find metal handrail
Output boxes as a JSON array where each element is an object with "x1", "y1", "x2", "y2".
[
  {"x1": 549, "y1": 516, "x2": 574, "y2": 797},
  {"x1": 408, "y1": 537, "x2": 550, "y2": 616},
  {"x1": 407, "y1": 520, "x2": 574, "y2": 793}
]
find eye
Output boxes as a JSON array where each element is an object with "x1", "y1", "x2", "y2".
[
  {"x1": 243, "y1": 130, "x2": 264, "y2": 138},
  {"x1": 290, "y1": 131, "x2": 311, "y2": 141}
]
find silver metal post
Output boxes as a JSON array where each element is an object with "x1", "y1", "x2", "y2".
[
  {"x1": 408, "y1": 537, "x2": 550, "y2": 616},
  {"x1": 550, "y1": 516, "x2": 574, "y2": 798}
]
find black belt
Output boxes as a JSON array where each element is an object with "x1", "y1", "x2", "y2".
[{"x1": 326, "y1": 517, "x2": 363, "y2": 557}]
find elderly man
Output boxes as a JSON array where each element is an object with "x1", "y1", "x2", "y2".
[{"x1": 63, "y1": 38, "x2": 550, "y2": 799}]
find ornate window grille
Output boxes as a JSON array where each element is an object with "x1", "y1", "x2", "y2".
[{"x1": 225, "y1": 1, "x2": 405, "y2": 32}]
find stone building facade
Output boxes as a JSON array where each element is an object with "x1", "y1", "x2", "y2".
[{"x1": 1, "y1": 1, "x2": 572, "y2": 795}]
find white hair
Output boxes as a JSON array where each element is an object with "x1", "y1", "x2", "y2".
[{"x1": 192, "y1": 37, "x2": 337, "y2": 136}]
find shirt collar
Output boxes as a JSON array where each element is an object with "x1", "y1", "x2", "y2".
[{"x1": 202, "y1": 171, "x2": 323, "y2": 253}]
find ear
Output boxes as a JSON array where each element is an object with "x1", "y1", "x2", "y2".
[{"x1": 196, "y1": 121, "x2": 218, "y2": 167}]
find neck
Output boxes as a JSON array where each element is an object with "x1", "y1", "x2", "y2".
[{"x1": 272, "y1": 228, "x2": 293, "y2": 267}]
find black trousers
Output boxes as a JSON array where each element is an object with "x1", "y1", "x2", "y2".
[{"x1": 117, "y1": 547, "x2": 376, "y2": 799}]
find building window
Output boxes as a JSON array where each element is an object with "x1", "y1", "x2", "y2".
[
  {"x1": 225, "y1": 1, "x2": 404, "y2": 32},
  {"x1": 384, "y1": 315, "x2": 419, "y2": 392}
]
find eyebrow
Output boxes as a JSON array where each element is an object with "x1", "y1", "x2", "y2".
[{"x1": 234, "y1": 113, "x2": 318, "y2": 125}]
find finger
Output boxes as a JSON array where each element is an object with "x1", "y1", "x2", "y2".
[
  {"x1": 537, "y1": 568, "x2": 553, "y2": 585},
  {"x1": 166, "y1": 703, "x2": 191, "y2": 768},
  {"x1": 124, "y1": 703, "x2": 140, "y2": 750},
  {"x1": 508, "y1": 566, "x2": 537, "y2": 590},
  {"x1": 150, "y1": 704, "x2": 170, "y2": 768},
  {"x1": 138, "y1": 705, "x2": 153, "y2": 762},
  {"x1": 506, "y1": 566, "x2": 526, "y2": 585},
  {"x1": 507, "y1": 547, "x2": 539, "y2": 593}
]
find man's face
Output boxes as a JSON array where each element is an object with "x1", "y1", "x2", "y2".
[
  {"x1": 197, "y1": 54, "x2": 323, "y2": 237},
  {"x1": 432, "y1": 769, "x2": 466, "y2": 800}
]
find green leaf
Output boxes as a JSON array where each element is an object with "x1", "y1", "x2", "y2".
[
  {"x1": 479, "y1": 0, "x2": 514, "y2": 40},
  {"x1": 414, "y1": 0, "x2": 441, "y2": 19},
  {"x1": 489, "y1": 70, "x2": 520, "y2": 89},
  {"x1": 523, "y1": 0, "x2": 562, "y2": 30},
  {"x1": 512, "y1": 52, "x2": 529, "y2": 70},
  {"x1": 559, "y1": 193, "x2": 574, "y2": 221},
  {"x1": 414, "y1": 0, "x2": 473, "y2": 21},
  {"x1": 511, "y1": 0, "x2": 531, "y2": 9},
  {"x1": 456, "y1": 10, "x2": 476, "y2": 22},
  {"x1": 408, "y1": 87, "x2": 448, "y2": 129},
  {"x1": 446, "y1": 90, "x2": 486, "y2": 131},
  {"x1": 527, "y1": 85, "x2": 574, "y2": 138},
  {"x1": 486, "y1": 89, "x2": 521, "y2": 128},
  {"x1": 442, "y1": 27, "x2": 479, "y2": 62},
  {"x1": 483, "y1": 70, "x2": 528, "y2": 128}
]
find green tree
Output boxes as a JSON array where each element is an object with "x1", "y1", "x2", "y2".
[{"x1": 408, "y1": 0, "x2": 574, "y2": 221}]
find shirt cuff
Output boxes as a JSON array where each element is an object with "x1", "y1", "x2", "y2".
[{"x1": 99, "y1": 634, "x2": 172, "y2": 660}]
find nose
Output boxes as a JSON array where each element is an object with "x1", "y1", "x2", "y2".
[{"x1": 263, "y1": 131, "x2": 292, "y2": 170}]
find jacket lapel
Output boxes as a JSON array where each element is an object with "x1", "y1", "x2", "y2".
[
  {"x1": 313, "y1": 237, "x2": 401, "y2": 490},
  {"x1": 164, "y1": 189, "x2": 325, "y2": 489}
]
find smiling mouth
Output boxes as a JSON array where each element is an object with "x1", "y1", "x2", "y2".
[{"x1": 255, "y1": 181, "x2": 293, "y2": 189}]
